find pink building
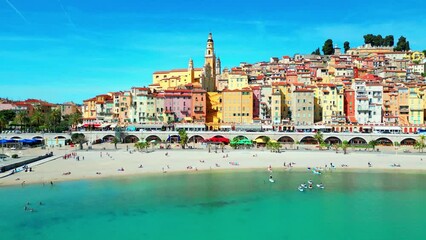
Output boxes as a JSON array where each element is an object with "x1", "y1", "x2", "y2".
[{"x1": 164, "y1": 90, "x2": 193, "y2": 122}]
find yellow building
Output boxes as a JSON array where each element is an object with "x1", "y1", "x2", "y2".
[
  {"x1": 408, "y1": 86, "x2": 424, "y2": 124},
  {"x1": 221, "y1": 88, "x2": 253, "y2": 124},
  {"x1": 271, "y1": 82, "x2": 292, "y2": 122},
  {"x1": 82, "y1": 97, "x2": 97, "y2": 121},
  {"x1": 314, "y1": 83, "x2": 345, "y2": 124},
  {"x1": 406, "y1": 51, "x2": 425, "y2": 62},
  {"x1": 152, "y1": 59, "x2": 203, "y2": 90},
  {"x1": 227, "y1": 73, "x2": 249, "y2": 90},
  {"x1": 205, "y1": 92, "x2": 223, "y2": 130}
]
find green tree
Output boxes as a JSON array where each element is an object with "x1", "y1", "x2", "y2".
[
  {"x1": 322, "y1": 39, "x2": 334, "y2": 55},
  {"x1": 112, "y1": 137, "x2": 119, "y2": 149},
  {"x1": 363, "y1": 34, "x2": 374, "y2": 45},
  {"x1": 313, "y1": 131, "x2": 324, "y2": 149},
  {"x1": 384, "y1": 35, "x2": 394, "y2": 46},
  {"x1": 178, "y1": 129, "x2": 188, "y2": 149},
  {"x1": 261, "y1": 136, "x2": 271, "y2": 144},
  {"x1": 368, "y1": 140, "x2": 377, "y2": 151},
  {"x1": 343, "y1": 41, "x2": 350, "y2": 53},
  {"x1": 69, "y1": 112, "x2": 82, "y2": 129},
  {"x1": 0, "y1": 115, "x2": 7, "y2": 132},
  {"x1": 414, "y1": 135, "x2": 426, "y2": 152},
  {"x1": 135, "y1": 141, "x2": 149, "y2": 152},
  {"x1": 31, "y1": 109, "x2": 44, "y2": 130},
  {"x1": 332, "y1": 143, "x2": 340, "y2": 153},
  {"x1": 71, "y1": 133, "x2": 86, "y2": 150},
  {"x1": 50, "y1": 109, "x2": 62, "y2": 132},
  {"x1": 341, "y1": 140, "x2": 349, "y2": 154},
  {"x1": 372, "y1": 34, "x2": 383, "y2": 47},
  {"x1": 311, "y1": 47, "x2": 321, "y2": 55},
  {"x1": 15, "y1": 111, "x2": 29, "y2": 132},
  {"x1": 0, "y1": 110, "x2": 16, "y2": 123},
  {"x1": 423, "y1": 50, "x2": 426, "y2": 57},
  {"x1": 394, "y1": 36, "x2": 410, "y2": 51}
]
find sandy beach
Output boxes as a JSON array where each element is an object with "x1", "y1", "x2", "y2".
[{"x1": 1, "y1": 143, "x2": 426, "y2": 186}]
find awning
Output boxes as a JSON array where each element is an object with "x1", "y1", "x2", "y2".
[
  {"x1": 262, "y1": 125, "x2": 273, "y2": 129},
  {"x1": 254, "y1": 138, "x2": 265, "y2": 143},
  {"x1": 83, "y1": 123, "x2": 101, "y2": 127},
  {"x1": 99, "y1": 123, "x2": 111, "y2": 128},
  {"x1": 110, "y1": 123, "x2": 118, "y2": 128},
  {"x1": 220, "y1": 125, "x2": 232, "y2": 129}
]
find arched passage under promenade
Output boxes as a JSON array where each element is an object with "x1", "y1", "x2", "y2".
[
  {"x1": 32, "y1": 136, "x2": 44, "y2": 140},
  {"x1": 146, "y1": 135, "x2": 162, "y2": 143},
  {"x1": 167, "y1": 135, "x2": 180, "y2": 143},
  {"x1": 233, "y1": 135, "x2": 249, "y2": 140},
  {"x1": 188, "y1": 135, "x2": 204, "y2": 143},
  {"x1": 124, "y1": 135, "x2": 140, "y2": 143},
  {"x1": 324, "y1": 136, "x2": 342, "y2": 145},
  {"x1": 300, "y1": 136, "x2": 317, "y2": 145},
  {"x1": 376, "y1": 137, "x2": 393, "y2": 146},
  {"x1": 348, "y1": 137, "x2": 367, "y2": 145},
  {"x1": 102, "y1": 135, "x2": 115, "y2": 142},
  {"x1": 277, "y1": 136, "x2": 295, "y2": 144},
  {"x1": 400, "y1": 138, "x2": 416, "y2": 146}
]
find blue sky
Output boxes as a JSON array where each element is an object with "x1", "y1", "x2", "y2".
[{"x1": 1, "y1": 0, "x2": 425, "y2": 103}]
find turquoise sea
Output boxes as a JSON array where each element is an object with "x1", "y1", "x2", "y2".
[{"x1": 0, "y1": 170, "x2": 425, "y2": 240}]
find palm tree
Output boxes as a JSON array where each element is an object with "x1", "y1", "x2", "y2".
[
  {"x1": 31, "y1": 109, "x2": 44, "y2": 130},
  {"x1": 414, "y1": 135, "x2": 426, "y2": 152},
  {"x1": 178, "y1": 129, "x2": 188, "y2": 149},
  {"x1": 341, "y1": 140, "x2": 349, "y2": 154},
  {"x1": 48, "y1": 109, "x2": 62, "y2": 133},
  {"x1": 69, "y1": 112, "x2": 82, "y2": 130},
  {"x1": 71, "y1": 133, "x2": 86, "y2": 150},
  {"x1": 332, "y1": 144, "x2": 339, "y2": 153},
  {"x1": 112, "y1": 137, "x2": 119, "y2": 149},
  {"x1": 368, "y1": 140, "x2": 377, "y2": 151},
  {"x1": 15, "y1": 111, "x2": 28, "y2": 131},
  {"x1": 0, "y1": 115, "x2": 7, "y2": 132},
  {"x1": 314, "y1": 131, "x2": 324, "y2": 150}
]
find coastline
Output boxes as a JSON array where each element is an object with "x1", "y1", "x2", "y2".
[{"x1": 1, "y1": 144, "x2": 426, "y2": 187}]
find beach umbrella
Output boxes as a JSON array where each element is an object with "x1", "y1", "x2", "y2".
[{"x1": 237, "y1": 139, "x2": 252, "y2": 145}]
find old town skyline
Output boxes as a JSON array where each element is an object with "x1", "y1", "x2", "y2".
[{"x1": 1, "y1": 0, "x2": 426, "y2": 103}]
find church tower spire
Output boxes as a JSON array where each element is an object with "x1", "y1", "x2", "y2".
[
  {"x1": 203, "y1": 33, "x2": 216, "y2": 92},
  {"x1": 188, "y1": 58, "x2": 194, "y2": 82}
]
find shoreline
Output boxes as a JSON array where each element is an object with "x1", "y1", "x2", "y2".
[{"x1": 1, "y1": 143, "x2": 426, "y2": 187}]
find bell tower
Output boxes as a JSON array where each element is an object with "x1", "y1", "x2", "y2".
[
  {"x1": 203, "y1": 33, "x2": 216, "y2": 91},
  {"x1": 188, "y1": 58, "x2": 194, "y2": 82}
]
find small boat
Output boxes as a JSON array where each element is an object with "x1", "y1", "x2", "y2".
[
  {"x1": 316, "y1": 184, "x2": 324, "y2": 189},
  {"x1": 298, "y1": 186, "x2": 305, "y2": 192},
  {"x1": 300, "y1": 184, "x2": 307, "y2": 189},
  {"x1": 312, "y1": 170, "x2": 322, "y2": 175},
  {"x1": 269, "y1": 175, "x2": 275, "y2": 183},
  {"x1": 307, "y1": 180, "x2": 313, "y2": 184}
]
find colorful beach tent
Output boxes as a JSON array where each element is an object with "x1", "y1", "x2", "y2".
[{"x1": 237, "y1": 139, "x2": 253, "y2": 145}]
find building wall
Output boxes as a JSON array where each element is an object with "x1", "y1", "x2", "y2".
[
  {"x1": 228, "y1": 73, "x2": 249, "y2": 90},
  {"x1": 222, "y1": 89, "x2": 253, "y2": 124},
  {"x1": 291, "y1": 90, "x2": 314, "y2": 125}
]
